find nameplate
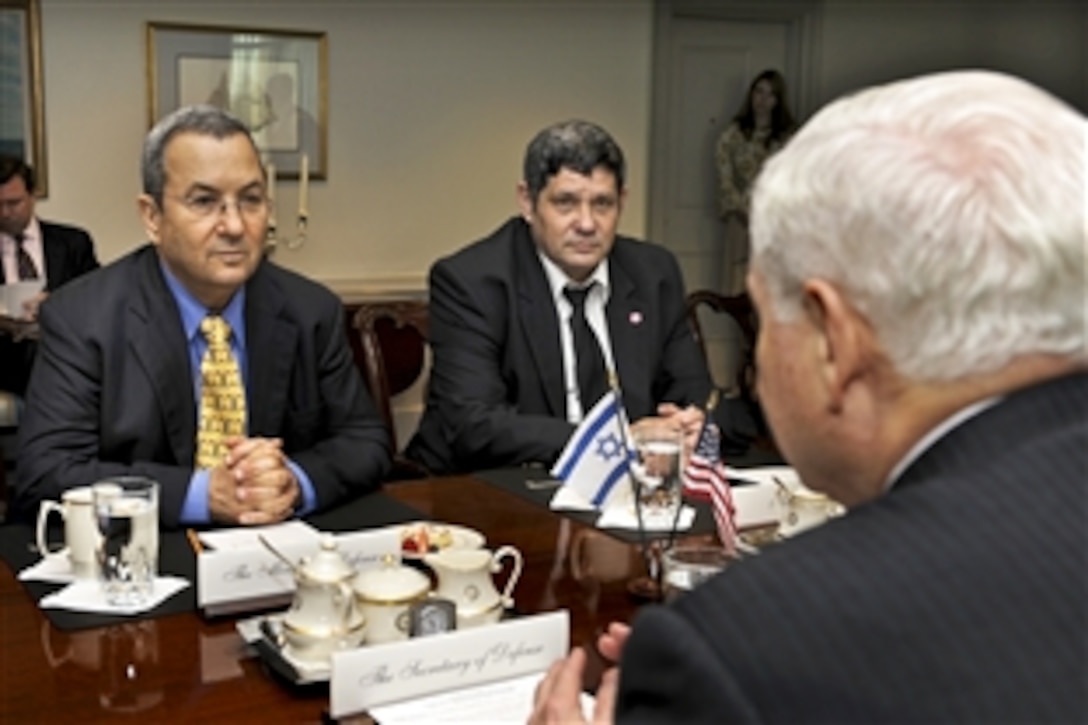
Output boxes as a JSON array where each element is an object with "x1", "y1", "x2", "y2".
[
  {"x1": 329, "y1": 610, "x2": 570, "y2": 719},
  {"x1": 731, "y1": 481, "x2": 782, "y2": 529},
  {"x1": 726, "y1": 466, "x2": 803, "y2": 528},
  {"x1": 197, "y1": 528, "x2": 400, "y2": 616}
]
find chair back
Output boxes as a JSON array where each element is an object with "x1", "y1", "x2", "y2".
[
  {"x1": 684, "y1": 290, "x2": 758, "y2": 401},
  {"x1": 351, "y1": 300, "x2": 430, "y2": 476},
  {"x1": 0, "y1": 391, "x2": 19, "y2": 518}
]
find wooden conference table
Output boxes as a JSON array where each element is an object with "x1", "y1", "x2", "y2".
[{"x1": 0, "y1": 470, "x2": 714, "y2": 722}]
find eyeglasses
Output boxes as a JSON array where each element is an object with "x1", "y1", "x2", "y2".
[{"x1": 168, "y1": 191, "x2": 269, "y2": 219}]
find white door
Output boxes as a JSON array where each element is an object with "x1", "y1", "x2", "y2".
[{"x1": 653, "y1": 17, "x2": 790, "y2": 387}]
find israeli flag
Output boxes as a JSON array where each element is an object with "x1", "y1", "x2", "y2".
[{"x1": 550, "y1": 390, "x2": 634, "y2": 510}]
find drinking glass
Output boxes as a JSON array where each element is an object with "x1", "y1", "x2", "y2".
[
  {"x1": 630, "y1": 421, "x2": 684, "y2": 527},
  {"x1": 93, "y1": 477, "x2": 159, "y2": 607},
  {"x1": 662, "y1": 545, "x2": 733, "y2": 602}
]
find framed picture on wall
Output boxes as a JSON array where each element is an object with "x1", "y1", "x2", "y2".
[
  {"x1": 0, "y1": 0, "x2": 48, "y2": 195},
  {"x1": 146, "y1": 22, "x2": 328, "y2": 180}
]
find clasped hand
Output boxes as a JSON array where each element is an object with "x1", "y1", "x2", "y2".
[
  {"x1": 209, "y1": 436, "x2": 300, "y2": 525},
  {"x1": 628, "y1": 403, "x2": 705, "y2": 461}
]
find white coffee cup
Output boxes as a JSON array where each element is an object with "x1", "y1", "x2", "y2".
[{"x1": 36, "y1": 486, "x2": 98, "y2": 578}]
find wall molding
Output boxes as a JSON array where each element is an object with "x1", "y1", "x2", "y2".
[{"x1": 323, "y1": 275, "x2": 427, "y2": 303}]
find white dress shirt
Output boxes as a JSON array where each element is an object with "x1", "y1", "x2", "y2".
[
  {"x1": 884, "y1": 396, "x2": 1002, "y2": 490},
  {"x1": 537, "y1": 252, "x2": 615, "y2": 423},
  {"x1": 0, "y1": 217, "x2": 46, "y2": 283}
]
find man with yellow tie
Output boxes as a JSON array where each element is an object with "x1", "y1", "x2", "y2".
[{"x1": 12, "y1": 105, "x2": 391, "y2": 528}]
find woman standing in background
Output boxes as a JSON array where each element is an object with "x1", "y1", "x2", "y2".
[{"x1": 716, "y1": 69, "x2": 797, "y2": 294}]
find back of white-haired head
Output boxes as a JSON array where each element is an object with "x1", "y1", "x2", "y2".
[{"x1": 750, "y1": 70, "x2": 1086, "y2": 382}]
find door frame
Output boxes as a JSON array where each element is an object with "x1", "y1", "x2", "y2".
[{"x1": 647, "y1": 0, "x2": 823, "y2": 245}]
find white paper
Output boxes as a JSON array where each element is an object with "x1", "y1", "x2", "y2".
[
  {"x1": 0, "y1": 280, "x2": 44, "y2": 318},
  {"x1": 550, "y1": 484, "x2": 695, "y2": 531},
  {"x1": 548, "y1": 485, "x2": 597, "y2": 512},
  {"x1": 369, "y1": 672, "x2": 596, "y2": 725},
  {"x1": 39, "y1": 576, "x2": 190, "y2": 615},
  {"x1": 19, "y1": 552, "x2": 78, "y2": 583},
  {"x1": 596, "y1": 503, "x2": 695, "y2": 531},
  {"x1": 197, "y1": 520, "x2": 322, "y2": 551},
  {"x1": 725, "y1": 465, "x2": 801, "y2": 489},
  {"x1": 330, "y1": 610, "x2": 570, "y2": 718}
]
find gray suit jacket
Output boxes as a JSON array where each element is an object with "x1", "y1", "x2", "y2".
[
  {"x1": 406, "y1": 217, "x2": 714, "y2": 474},
  {"x1": 616, "y1": 371, "x2": 1088, "y2": 723},
  {"x1": 13, "y1": 245, "x2": 390, "y2": 528}
]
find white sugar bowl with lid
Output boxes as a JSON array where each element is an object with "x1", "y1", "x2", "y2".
[
  {"x1": 277, "y1": 535, "x2": 366, "y2": 664},
  {"x1": 352, "y1": 555, "x2": 432, "y2": 644}
]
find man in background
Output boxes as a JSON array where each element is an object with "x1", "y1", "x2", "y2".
[
  {"x1": 0, "y1": 156, "x2": 99, "y2": 394},
  {"x1": 532, "y1": 70, "x2": 1086, "y2": 722},
  {"x1": 407, "y1": 119, "x2": 754, "y2": 474},
  {"x1": 13, "y1": 105, "x2": 390, "y2": 528}
]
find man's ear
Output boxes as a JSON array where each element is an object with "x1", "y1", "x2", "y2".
[
  {"x1": 137, "y1": 194, "x2": 162, "y2": 244},
  {"x1": 802, "y1": 279, "x2": 873, "y2": 413},
  {"x1": 516, "y1": 181, "x2": 534, "y2": 223}
]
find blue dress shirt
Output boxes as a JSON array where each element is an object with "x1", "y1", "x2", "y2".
[{"x1": 159, "y1": 261, "x2": 317, "y2": 524}]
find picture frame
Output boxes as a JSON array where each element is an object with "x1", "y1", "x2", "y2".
[
  {"x1": 0, "y1": 0, "x2": 48, "y2": 195},
  {"x1": 146, "y1": 22, "x2": 328, "y2": 180}
]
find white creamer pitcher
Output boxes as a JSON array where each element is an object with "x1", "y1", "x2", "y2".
[{"x1": 424, "y1": 545, "x2": 522, "y2": 628}]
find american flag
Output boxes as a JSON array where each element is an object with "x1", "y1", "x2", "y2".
[{"x1": 683, "y1": 421, "x2": 738, "y2": 553}]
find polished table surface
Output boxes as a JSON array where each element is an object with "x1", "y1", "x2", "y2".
[{"x1": 0, "y1": 474, "x2": 679, "y2": 722}]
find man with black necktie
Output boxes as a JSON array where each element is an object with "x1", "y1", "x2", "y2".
[
  {"x1": 0, "y1": 156, "x2": 99, "y2": 395},
  {"x1": 407, "y1": 120, "x2": 753, "y2": 474},
  {"x1": 531, "y1": 71, "x2": 1086, "y2": 724}
]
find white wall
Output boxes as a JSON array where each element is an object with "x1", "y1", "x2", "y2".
[
  {"x1": 35, "y1": 0, "x2": 655, "y2": 293},
  {"x1": 34, "y1": 0, "x2": 1085, "y2": 295},
  {"x1": 29, "y1": 0, "x2": 1086, "y2": 445}
]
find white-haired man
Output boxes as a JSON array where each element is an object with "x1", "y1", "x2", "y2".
[{"x1": 531, "y1": 70, "x2": 1086, "y2": 722}]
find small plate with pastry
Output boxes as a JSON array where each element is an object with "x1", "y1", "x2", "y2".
[{"x1": 395, "y1": 521, "x2": 486, "y2": 559}]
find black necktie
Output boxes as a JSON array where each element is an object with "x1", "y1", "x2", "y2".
[
  {"x1": 14, "y1": 234, "x2": 38, "y2": 280},
  {"x1": 564, "y1": 284, "x2": 609, "y2": 411}
]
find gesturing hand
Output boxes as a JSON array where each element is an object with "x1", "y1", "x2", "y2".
[{"x1": 529, "y1": 647, "x2": 618, "y2": 725}]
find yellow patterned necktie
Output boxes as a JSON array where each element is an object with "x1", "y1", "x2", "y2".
[{"x1": 195, "y1": 315, "x2": 247, "y2": 469}]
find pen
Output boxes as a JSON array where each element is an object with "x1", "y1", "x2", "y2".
[{"x1": 186, "y1": 528, "x2": 204, "y2": 555}]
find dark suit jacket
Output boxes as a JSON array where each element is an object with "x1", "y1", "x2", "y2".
[
  {"x1": 406, "y1": 217, "x2": 715, "y2": 474},
  {"x1": 616, "y1": 371, "x2": 1088, "y2": 723},
  {"x1": 0, "y1": 220, "x2": 99, "y2": 289},
  {"x1": 13, "y1": 245, "x2": 391, "y2": 529},
  {"x1": 0, "y1": 220, "x2": 99, "y2": 393}
]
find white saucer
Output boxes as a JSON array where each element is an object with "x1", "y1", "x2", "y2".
[{"x1": 236, "y1": 613, "x2": 330, "y2": 684}]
